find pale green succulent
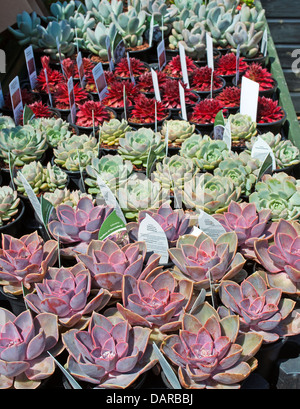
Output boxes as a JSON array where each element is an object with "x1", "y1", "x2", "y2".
[
  {"x1": 180, "y1": 134, "x2": 230, "y2": 170},
  {"x1": 226, "y1": 22, "x2": 264, "y2": 58},
  {"x1": 85, "y1": 154, "x2": 133, "y2": 195},
  {"x1": 141, "y1": 0, "x2": 178, "y2": 33},
  {"x1": 239, "y1": 4, "x2": 266, "y2": 31},
  {"x1": 100, "y1": 118, "x2": 132, "y2": 147},
  {"x1": 178, "y1": 22, "x2": 206, "y2": 61},
  {"x1": 31, "y1": 117, "x2": 73, "y2": 148},
  {"x1": 161, "y1": 119, "x2": 196, "y2": 146},
  {"x1": 44, "y1": 188, "x2": 93, "y2": 208},
  {"x1": 84, "y1": 0, "x2": 124, "y2": 25},
  {"x1": 168, "y1": 9, "x2": 198, "y2": 50},
  {"x1": 8, "y1": 11, "x2": 41, "y2": 48},
  {"x1": 0, "y1": 125, "x2": 48, "y2": 167},
  {"x1": 0, "y1": 116, "x2": 16, "y2": 131},
  {"x1": 250, "y1": 172, "x2": 300, "y2": 222},
  {"x1": 48, "y1": 1, "x2": 79, "y2": 21},
  {"x1": 227, "y1": 113, "x2": 257, "y2": 142},
  {"x1": 182, "y1": 172, "x2": 242, "y2": 214},
  {"x1": 69, "y1": 11, "x2": 96, "y2": 50},
  {"x1": 86, "y1": 22, "x2": 118, "y2": 60},
  {"x1": 118, "y1": 128, "x2": 165, "y2": 168},
  {"x1": 0, "y1": 186, "x2": 20, "y2": 227},
  {"x1": 111, "y1": 8, "x2": 147, "y2": 48}
]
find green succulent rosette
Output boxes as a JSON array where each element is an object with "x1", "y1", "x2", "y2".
[
  {"x1": 0, "y1": 186, "x2": 20, "y2": 227},
  {"x1": 161, "y1": 119, "x2": 196, "y2": 146},
  {"x1": 100, "y1": 118, "x2": 132, "y2": 147}
]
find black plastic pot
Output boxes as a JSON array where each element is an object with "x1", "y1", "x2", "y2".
[
  {"x1": 194, "y1": 49, "x2": 222, "y2": 67},
  {"x1": 232, "y1": 76, "x2": 278, "y2": 99},
  {"x1": 257, "y1": 108, "x2": 286, "y2": 135},
  {"x1": 0, "y1": 199, "x2": 25, "y2": 239},
  {"x1": 127, "y1": 44, "x2": 154, "y2": 64},
  {"x1": 123, "y1": 107, "x2": 172, "y2": 130},
  {"x1": 0, "y1": 285, "x2": 26, "y2": 316},
  {"x1": 243, "y1": 52, "x2": 267, "y2": 67},
  {"x1": 254, "y1": 338, "x2": 287, "y2": 384},
  {"x1": 67, "y1": 107, "x2": 117, "y2": 135},
  {"x1": 164, "y1": 91, "x2": 201, "y2": 118},
  {"x1": 192, "y1": 76, "x2": 226, "y2": 99},
  {"x1": 178, "y1": 108, "x2": 214, "y2": 135},
  {"x1": 115, "y1": 61, "x2": 151, "y2": 82}
]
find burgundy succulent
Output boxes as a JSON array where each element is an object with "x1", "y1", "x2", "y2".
[
  {"x1": 136, "y1": 71, "x2": 168, "y2": 93},
  {"x1": 75, "y1": 100, "x2": 114, "y2": 127},
  {"x1": 4, "y1": 88, "x2": 36, "y2": 110},
  {"x1": 53, "y1": 82, "x2": 89, "y2": 110},
  {"x1": 102, "y1": 80, "x2": 142, "y2": 108},
  {"x1": 190, "y1": 66, "x2": 224, "y2": 92},
  {"x1": 215, "y1": 52, "x2": 249, "y2": 76},
  {"x1": 189, "y1": 99, "x2": 225, "y2": 124},
  {"x1": 129, "y1": 94, "x2": 169, "y2": 124},
  {"x1": 161, "y1": 79, "x2": 199, "y2": 109},
  {"x1": 85, "y1": 70, "x2": 117, "y2": 93},
  {"x1": 62, "y1": 57, "x2": 94, "y2": 80},
  {"x1": 36, "y1": 57, "x2": 64, "y2": 93},
  {"x1": 163, "y1": 55, "x2": 197, "y2": 78},
  {"x1": 114, "y1": 57, "x2": 149, "y2": 78},
  {"x1": 215, "y1": 86, "x2": 241, "y2": 108},
  {"x1": 244, "y1": 63, "x2": 275, "y2": 91},
  {"x1": 257, "y1": 96, "x2": 285, "y2": 124}
]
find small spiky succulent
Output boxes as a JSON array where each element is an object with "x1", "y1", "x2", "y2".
[
  {"x1": 163, "y1": 54, "x2": 197, "y2": 78},
  {"x1": 161, "y1": 79, "x2": 198, "y2": 109},
  {"x1": 53, "y1": 82, "x2": 89, "y2": 110},
  {"x1": 75, "y1": 100, "x2": 114, "y2": 128},
  {"x1": 215, "y1": 52, "x2": 249, "y2": 76},
  {"x1": 190, "y1": 66, "x2": 224, "y2": 92},
  {"x1": 244, "y1": 63, "x2": 275, "y2": 91},
  {"x1": 22, "y1": 101, "x2": 53, "y2": 122},
  {"x1": 136, "y1": 71, "x2": 168, "y2": 93},
  {"x1": 215, "y1": 86, "x2": 241, "y2": 108},
  {"x1": 103, "y1": 80, "x2": 142, "y2": 109},
  {"x1": 36, "y1": 58, "x2": 64, "y2": 94},
  {"x1": 114, "y1": 57, "x2": 149, "y2": 78},
  {"x1": 129, "y1": 95, "x2": 169, "y2": 124},
  {"x1": 62, "y1": 57, "x2": 94, "y2": 80},
  {"x1": 257, "y1": 97, "x2": 285, "y2": 124},
  {"x1": 189, "y1": 99, "x2": 224, "y2": 124},
  {"x1": 0, "y1": 186, "x2": 20, "y2": 227},
  {"x1": 85, "y1": 70, "x2": 117, "y2": 93}
]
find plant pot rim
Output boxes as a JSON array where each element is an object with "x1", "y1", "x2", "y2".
[
  {"x1": 124, "y1": 106, "x2": 172, "y2": 127},
  {"x1": 67, "y1": 106, "x2": 117, "y2": 130},
  {"x1": 191, "y1": 76, "x2": 226, "y2": 96},
  {"x1": 256, "y1": 108, "x2": 287, "y2": 127},
  {"x1": 0, "y1": 198, "x2": 25, "y2": 233}
]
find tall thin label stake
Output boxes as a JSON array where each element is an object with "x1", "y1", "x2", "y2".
[
  {"x1": 44, "y1": 69, "x2": 53, "y2": 107},
  {"x1": 157, "y1": 39, "x2": 166, "y2": 71},
  {"x1": 151, "y1": 68, "x2": 161, "y2": 102},
  {"x1": 179, "y1": 82, "x2": 187, "y2": 121},
  {"x1": 76, "y1": 51, "x2": 86, "y2": 89},
  {"x1": 127, "y1": 52, "x2": 135, "y2": 85},
  {"x1": 9, "y1": 76, "x2": 23, "y2": 125},
  {"x1": 240, "y1": 76, "x2": 259, "y2": 122},
  {"x1": 92, "y1": 62, "x2": 108, "y2": 101},
  {"x1": 68, "y1": 76, "x2": 76, "y2": 124},
  {"x1": 206, "y1": 33, "x2": 214, "y2": 99},
  {"x1": 179, "y1": 43, "x2": 190, "y2": 88},
  {"x1": 106, "y1": 36, "x2": 114, "y2": 72},
  {"x1": 24, "y1": 46, "x2": 37, "y2": 90}
]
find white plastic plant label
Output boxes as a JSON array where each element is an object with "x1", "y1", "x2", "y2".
[
  {"x1": 261, "y1": 28, "x2": 268, "y2": 57},
  {"x1": 235, "y1": 44, "x2": 241, "y2": 86},
  {"x1": 0, "y1": 82, "x2": 4, "y2": 109},
  {"x1": 157, "y1": 39, "x2": 166, "y2": 71},
  {"x1": 24, "y1": 46, "x2": 37, "y2": 90},
  {"x1": 127, "y1": 52, "x2": 135, "y2": 85},
  {"x1": 138, "y1": 214, "x2": 169, "y2": 265},
  {"x1": 251, "y1": 135, "x2": 276, "y2": 171},
  {"x1": 206, "y1": 33, "x2": 214, "y2": 71},
  {"x1": 165, "y1": 121, "x2": 169, "y2": 156},
  {"x1": 68, "y1": 76, "x2": 76, "y2": 124},
  {"x1": 92, "y1": 62, "x2": 108, "y2": 101},
  {"x1": 106, "y1": 36, "x2": 114, "y2": 72},
  {"x1": 151, "y1": 68, "x2": 161, "y2": 102},
  {"x1": 9, "y1": 76, "x2": 23, "y2": 125},
  {"x1": 179, "y1": 82, "x2": 187, "y2": 121},
  {"x1": 44, "y1": 69, "x2": 53, "y2": 107},
  {"x1": 96, "y1": 175, "x2": 126, "y2": 224},
  {"x1": 223, "y1": 120, "x2": 232, "y2": 151},
  {"x1": 198, "y1": 210, "x2": 226, "y2": 242},
  {"x1": 179, "y1": 42, "x2": 190, "y2": 88},
  {"x1": 149, "y1": 14, "x2": 154, "y2": 47},
  {"x1": 76, "y1": 51, "x2": 86, "y2": 88},
  {"x1": 240, "y1": 76, "x2": 259, "y2": 122}
]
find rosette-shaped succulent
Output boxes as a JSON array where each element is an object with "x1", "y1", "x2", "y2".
[
  {"x1": 214, "y1": 201, "x2": 276, "y2": 260},
  {"x1": 126, "y1": 203, "x2": 195, "y2": 248},
  {"x1": 227, "y1": 113, "x2": 257, "y2": 143},
  {"x1": 0, "y1": 308, "x2": 63, "y2": 389},
  {"x1": 0, "y1": 116, "x2": 16, "y2": 130},
  {"x1": 25, "y1": 263, "x2": 111, "y2": 329},
  {"x1": 160, "y1": 120, "x2": 196, "y2": 146},
  {"x1": 182, "y1": 173, "x2": 242, "y2": 214},
  {"x1": 118, "y1": 128, "x2": 165, "y2": 169},
  {"x1": 0, "y1": 186, "x2": 20, "y2": 227},
  {"x1": 76, "y1": 240, "x2": 160, "y2": 298},
  {"x1": 100, "y1": 118, "x2": 132, "y2": 147},
  {"x1": 189, "y1": 99, "x2": 224, "y2": 125},
  {"x1": 103, "y1": 80, "x2": 142, "y2": 109},
  {"x1": 128, "y1": 94, "x2": 169, "y2": 124},
  {"x1": 75, "y1": 101, "x2": 113, "y2": 128},
  {"x1": 48, "y1": 197, "x2": 114, "y2": 255},
  {"x1": 116, "y1": 267, "x2": 194, "y2": 335},
  {"x1": 161, "y1": 302, "x2": 263, "y2": 388},
  {"x1": 180, "y1": 134, "x2": 230, "y2": 171},
  {"x1": 62, "y1": 312, "x2": 157, "y2": 388},
  {"x1": 254, "y1": 219, "x2": 300, "y2": 295},
  {"x1": 0, "y1": 125, "x2": 48, "y2": 167},
  {"x1": 0, "y1": 232, "x2": 58, "y2": 295},
  {"x1": 169, "y1": 231, "x2": 246, "y2": 289},
  {"x1": 54, "y1": 133, "x2": 98, "y2": 172},
  {"x1": 249, "y1": 172, "x2": 300, "y2": 221},
  {"x1": 218, "y1": 272, "x2": 300, "y2": 343},
  {"x1": 32, "y1": 117, "x2": 73, "y2": 149},
  {"x1": 44, "y1": 188, "x2": 93, "y2": 209},
  {"x1": 85, "y1": 155, "x2": 133, "y2": 195}
]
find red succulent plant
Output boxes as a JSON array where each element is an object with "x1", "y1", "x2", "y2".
[
  {"x1": 75, "y1": 100, "x2": 113, "y2": 128},
  {"x1": 53, "y1": 82, "x2": 89, "y2": 110},
  {"x1": 257, "y1": 96, "x2": 285, "y2": 123},
  {"x1": 190, "y1": 66, "x2": 224, "y2": 92},
  {"x1": 215, "y1": 52, "x2": 249, "y2": 76},
  {"x1": 4, "y1": 88, "x2": 36, "y2": 110},
  {"x1": 136, "y1": 71, "x2": 168, "y2": 93},
  {"x1": 215, "y1": 86, "x2": 241, "y2": 108},
  {"x1": 163, "y1": 55, "x2": 197, "y2": 78},
  {"x1": 189, "y1": 98, "x2": 224, "y2": 124},
  {"x1": 161, "y1": 79, "x2": 198, "y2": 109},
  {"x1": 102, "y1": 80, "x2": 142, "y2": 108},
  {"x1": 84, "y1": 70, "x2": 117, "y2": 94},
  {"x1": 129, "y1": 94, "x2": 169, "y2": 124},
  {"x1": 36, "y1": 68, "x2": 64, "y2": 94},
  {"x1": 115, "y1": 57, "x2": 149, "y2": 78},
  {"x1": 62, "y1": 57, "x2": 94, "y2": 80},
  {"x1": 244, "y1": 63, "x2": 275, "y2": 91},
  {"x1": 28, "y1": 101, "x2": 53, "y2": 118}
]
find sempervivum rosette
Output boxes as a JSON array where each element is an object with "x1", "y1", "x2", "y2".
[{"x1": 168, "y1": 231, "x2": 246, "y2": 290}]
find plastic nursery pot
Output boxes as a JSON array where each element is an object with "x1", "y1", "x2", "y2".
[
  {"x1": 232, "y1": 76, "x2": 278, "y2": 99},
  {"x1": 67, "y1": 107, "x2": 117, "y2": 135},
  {"x1": 194, "y1": 49, "x2": 222, "y2": 67},
  {"x1": 272, "y1": 161, "x2": 300, "y2": 177},
  {"x1": 178, "y1": 108, "x2": 215, "y2": 135},
  {"x1": 123, "y1": 107, "x2": 172, "y2": 130},
  {"x1": 127, "y1": 44, "x2": 154, "y2": 64},
  {"x1": 88, "y1": 53, "x2": 109, "y2": 69},
  {"x1": 0, "y1": 285, "x2": 26, "y2": 316},
  {"x1": 243, "y1": 52, "x2": 267, "y2": 67},
  {"x1": 241, "y1": 373, "x2": 270, "y2": 389},
  {"x1": 166, "y1": 91, "x2": 201, "y2": 117},
  {"x1": 214, "y1": 45, "x2": 232, "y2": 56},
  {"x1": 192, "y1": 76, "x2": 226, "y2": 99},
  {"x1": 165, "y1": 47, "x2": 179, "y2": 61},
  {"x1": 257, "y1": 108, "x2": 287, "y2": 135},
  {"x1": 0, "y1": 199, "x2": 25, "y2": 239},
  {"x1": 50, "y1": 157, "x2": 85, "y2": 191},
  {"x1": 115, "y1": 61, "x2": 151, "y2": 82}
]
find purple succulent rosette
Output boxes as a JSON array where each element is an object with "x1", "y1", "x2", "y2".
[
  {"x1": 168, "y1": 231, "x2": 246, "y2": 290},
  {"x1": 254, "y1": 219, "x2": 300, "y2": 295},
  {"x1": 76, "y1": 239, "x2": 161, "y2": 298},
  {"x1": 0, "y1": 231, "x2": 58, "y2": 296},
  {"x1": 62, "y1": 312, "x2": 158, "y2": 388},
  {"x1": 48, "y1": 197, "x2": 114, "y2": 257},
  {"x1": 161, "y1": 302, "x2": 263, "y2": 389},
  {"x1": 25, "y1": 263, "x2": 112, "y2": 329},
  {"x1": 0, "y1": 308, "x2": 63, "y2": 389},
  {"x1": 126, "y1": 204, "x2": 195, "y2": 248},
  {"x1": 213, "y1": 201, "x2": 277, "y2": 260}
]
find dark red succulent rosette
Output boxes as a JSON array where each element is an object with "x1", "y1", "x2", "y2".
[
  {"x1": 62, "y1": 57, "x2": 94, "y2": 81},
  {"x1": 136, "y1": 71, "x2": 168, "y2": 95},
  {"x1": 242, "y1": 62, "x2": 275, "y2": 91},
  {"x1": 73, "y1": 100, "x2": 116, "y2": 129},
  {"x1": 215, "y1": 86, "x2": 241, "y2": 110},
  {"x1": 215, "y1": 52, "x2": 249, "y2": 77},
  {"x1": 114, "y1": 57, "x2": 150, "y2": 79},
  {"x1": 84, "y1": 70, "x2": 117, "y2": 95},
  {"x1": 160, "y1": 79, "x2": 199, "y2": 110},
  {"x1": 2, "y1": 88, "x2": 38, "y2": 112},
  {"x1": 53, "y1": 82, "x2": 90, "y2": 111},
  {"x1": 188, "y1": 98, "x2": 225, "y2": 125},
  {"x1": 257, "y1": 96, "x2": 285, "y2": 124},
  {"x1": 102, "y1": 79, "x2": 142, "y2": 110},
  {"x1": 162, "y1": 55, "x2": 197, "y2": 79},
  {"x1": 128, "y1": 94, "x2": 170, "y2": 125},
  {"x1": 190, "y1": 66, "x2": 225, "y2": 94}
]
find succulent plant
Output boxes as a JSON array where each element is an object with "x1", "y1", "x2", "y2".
[
  {"x1": 114, "y1": 57, "x2": 149, "y2": 79},
  {"x1": 61, "y1": 57, "x2": 94, "y2": 80},
  {"x1": 111, "y1": 7, "x2": 147, "y2": 48},
  {"x1": 25, "y1": 262, "x2": 111, "y2": 329},
  {"x1": 0, "y1": 308, "x2": 63, "y2": 389},
  {"x1": 0, "y1": 124, "x2": 48, "y2": 167},
  {"x1": 75, "y1": 100, "x2": 114, "y2": 128},
  {"x1": 257, "y1": 97, "x2": 285, "y2": 124},
  {"x1": 227, "y1": 113, "x2": 258, "y2": 143},
  {"x1": 36, "y1": 65, "x2": 64, "y2": 94},
  {"x1": 163, "y1": 54, "x2": 197, "y2": 78},
  {"x1": 3, "y1": 88, "x2": 35, "y2": 111},
  {"x1": 99, "y1": 118, "x2": 132, "y2": 147},
  {"x1": 48, "y1": 196, "x2": 114, "y2": 255},
  {"x1": 215, "y1": 86, "x2": 241, "y2": 108},
  {"x1": 178, "y1": 22, "x2": 207, "y2": 61},
  {"x1": 54, "y1": 133, "x2": 98, "y2": 172},
  {"x1": 25, "y1": 101, "x2": 53, "y2": 120},
  {"x1": 0, "y1": 231, "x2": 58, "y2": 295},
  {"x1": 48, "y1": 0, "x2": 78, "y2": 21},
  {"x1": 0, "y1": 116, "x2": 15, "y2": 131},
  {"x1": 244, "y1": 63, "x2": 275, "y2": 91},
  {"x1": 249, "y1": 172, "x2": 300, "y2": 222},
  {"x1": 189, "y1": 99, "x2": 225, "y2": 125},
  {"x1": 128, "y1": 94, "x2": 169, "y2": 124},
  {"x1": 86, "y1": 22, "x2": 118, "y2": 60},
  {"x1": 85, "y1": 155, "x2": 133, "y2": 195},
  {"x1": 0, "y1": 186, "x2": 21, "y2": 227},
  {"x1": 69, "y1": 10, "x2": 96, "y2": 50},
  {"x1": 103, "y1": 80, "x2": 142, "y2": 109},
  {"x1": 226, "y1": 22, "x2": 264, "y2": 58},
  {"x1": 160, "y1": 119, "x2": 196, "y2": 146},
  {"x1": 62, "y1": 311, "x2": 157, "y2": 388},
  {"x1": 161, "y1": 79, "x2": 199, "y2": 110},
  {"x1": 117, "y1": 127, "x2": 165, "y2": 168},
  {"x1": 167, "y1": 10, "x2": 199, "y2": 50},
  {"x1": 8, "y1": 11, "x2": 41, "y2": 48},
  {"x1": 213, "y1": 201, "x2": 276, "y2": 260},
  {"x1": 218, "y1": 271, "x2": 300, "y2": 343},
  {"x1": 84, "y1": 0, "x2": 123, "y2": 25},
  {"x1": 239, "y1": 3, "x2": 266, "y2": 31},
  {"x1": 44, "y1": 188, "x2": 93, "y2": 208},
  {"x1": 169, "y1": 230, "x2": 246, "y2": 289},
  {"x1": 215, "y1": 52, "x2": 249, "y2": 76},
  {"x1": 53, "y1": 82, "x2": 89, "y2": 110},
  {"x1": 180, "y1": 134, "x2": 230, "y2": 171},
  {"x1": 190, "y1": 66, "x2": 224, "y2": 93},
  {"x1": 85, "y1": 70, "x2": 116, "y2": 93},
  {"x1": 33, "y1": 117, "x2": 73, "y2": 149},
  {"x1": 136, "y1": 70, "x2": 168, "y2": 94},
  {"x1": 182, "y1": 172, "x2": 242, "y2": 214},
  {"x1": 161, "y1": 302, "x2": 263, "y2": 388}
]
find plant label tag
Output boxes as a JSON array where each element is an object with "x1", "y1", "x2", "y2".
[
  {"x1": 96, "y1": 174, "x2": 126, "y2": 224},
  {"x1": 98, "y1": 210, "x2": 127, "y2": 241},
  {"x1": 165, "y1": 122, "x2": 169, "y2": 156},
  {"x1": 9, "y1": 76, "x2": 23, "y2": 125},
  {"x1": 76, "y1": 51, "x2": 86, "y2": 88},
  {"x1": 68, "y1": 76, "x2": 76, "y2": 124},
  {"x1": 240, "y1": 76, "x2": 259, "y2": 122},
  {"x1": 179, "y1": 81, "x2": 187, "y2": 121},
  {"x1": 0, "y1": 82, "x2": 4, "y2": 109},
  {"x1": 235, "y1": 44, "x2": 241, "y2": 86},
  {"x1": 149, "y1": 14, "x2": 154, "y2": 47},
  {"x1": 114, "y1": 39, "x2": 126, "y2": 65},
  {"x1": 257, "y1": 152, "x2": 273, "y2": 180},
  {"x1": 261, "y1": 28, "x2": 268, "y2": 57},
  {"x1": 138, "y1": 214, "x2": 169, "y2": 265},
  {"x1": 198, "y1": 210, "x2": 226, "y2": 242},
  {"x1": 151, "y1": 68, "x2": 161, "y2": 102},
  {"x1": 223, "y1": 120, "x2": 232, "y2": 151},
  {"x1": 127, "y1": 52, "x2": 135, "y2": 84},
  {"x1": 123, "y1": 85, "x2": 127, "y2": 121},
  {"x1": 106, "y1": 36, "x2": 114, "y2": 72},
  {"x1": 146, "y1": 144, "x2": 157, "y2": 178},
  {"x1": 190, "y1": 226, "x2": 203, "y2": 237},
  {"x1": 44, "y1": 69, "x2": 53, "y2": 107},
  {"x1": 179, "y1": 42, "x2": 190, "y2": 88},
  {"x1": 206, "y1": 33, "x2": 214, "y2": 71},
  {"x1": 214, "y1": 125, "x2": 224, "y2": 140},
  {"x1": 93, "y1": 62, "x2": 108, "y2": 101},
  {"x1": 56, "y1": 36, "x2": 66, "y2": 78},
  {"x1": 24, "y1": 46, "x2": 37, "y2": 90},
  {"x1": 157, "y1": 39, "x2": 166, "y2": 71},
  {"x1": 251, "y1": 135, "x2": 276, "y2": 171}
]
